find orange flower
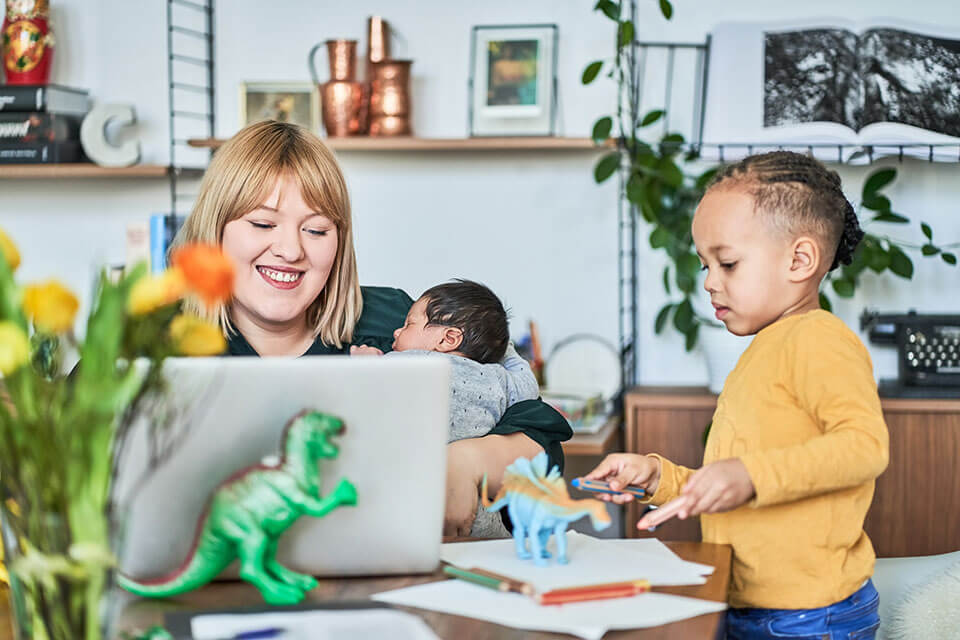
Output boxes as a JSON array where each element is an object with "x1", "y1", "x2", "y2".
[{"x1": 171, "y1": 245, "x2": 234, "y2": 307}]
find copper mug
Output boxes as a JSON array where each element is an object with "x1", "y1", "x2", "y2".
[
  {"x1": 369, "y1": 59, "x2": 412, "y2": 137},
  {"x1": 309, "y1": 39, "x2": 369, "y2": 137}
]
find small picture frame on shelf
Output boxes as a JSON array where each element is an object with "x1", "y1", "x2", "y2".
[
  {"x1": 238, "y1": 82, "x2": 320, "y2": 132},
  {"x1": 468, "y1": 24, "x2": 558, "y2": 137}
]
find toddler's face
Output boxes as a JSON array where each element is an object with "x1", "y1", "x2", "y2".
[
  {"x1": 692, "y1": 187, "x2": 794, "y2": 336},
  {"x1": 392, "y1": 297, "x2": 448, "y2": 352}
]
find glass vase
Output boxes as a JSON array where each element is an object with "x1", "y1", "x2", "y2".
[{"x1": 0, "y1": 502, "x2": 114, "y2": 640}]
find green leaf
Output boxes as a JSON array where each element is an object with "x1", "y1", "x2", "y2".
[
  {"x1": 657, "y1": 158, "x2": 684, "y2": 188},
  {"x1": 677, "y1": 252, "x2": 701, "y2": 278},
  {"x1": 593, "y1": 152, "x2": 620, "y2": 183},
  {"x1": 871, "y1": 211, "x2": 909, "y2": 224},
  {"x1": 832, "y1": 278, "x2": 855, "y2": 298},
  {"x1": 662, "y1": 266, "x2": 671, "y2": 295},
  {"x1": 595, "y1": 0, "x2": 620, "y2": 20},
  {"x1": 921, "y1": 222, "x2": 933, "y2": 240},
  {"x1": 819, "y1": 291, "x2": 833, "y2": 312},
  {"x1": 591, "y1": 116, "x2": 612, "y2": 142},
  {"x1": 684, "y1": 323, "x2": 699, "y2": 352},
  {"x1": 888, "y1": 245, "x2": 914, "y2": 278},
  {"x1": 659, "y1": 0, "x2": 674, "y2": 19},
  {"x1": 921, "y1": 243, "x2": 940, "y2": 256},
  {"x1": 582, "y1": 61, "x2": 604, "y2": 85},
  {"x1": 649, "y1": 226, "x2": 671, "y2": 249},
  {"x1": 866, "y1": 246, "x2": 891, "y2": 273},
  {"x1": 618, "y1": 21, "x2": 635, "y2": 48},
  {"x1": 640, "y1": 109, "x2": 665, "y2": 127},
  {"x1": 655, "y1": 304, "x2": 673, "y2": 334},
  {"x1": 695, "y1": 167, "x2": 718, "y2": 191},
  {"x1": 942, "y1": 252, "x2": 957, "y2": 266},
  {"x1": 626, "y1": 173, "x2": 646, "y2": 205},
  {"x1": 861, "y1": 193, "x2": 891, "y2": 212},
  {"x1": 673, "y1": 298, "x2": 694, "y2": 332},
  {"x1": 862, "y1": 167, "x2": 896, "y2": 199}
]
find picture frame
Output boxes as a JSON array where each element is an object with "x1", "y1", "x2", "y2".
[
  {"x1": 468, "y1": 24, "x2": 558, "y2": 137},
  {"x1": 238, "y1": 81, "x2": 320, "y2": 132}
]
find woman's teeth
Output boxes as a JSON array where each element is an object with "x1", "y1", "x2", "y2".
[{"x1": 260, "y1": 268, "x2": 302, "y2": 283}]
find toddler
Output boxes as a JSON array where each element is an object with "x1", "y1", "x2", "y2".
[
  {"x1": 586, "y1": 151, "x2": 888, "y2": 639},
  {"x1": 352, "y1": 279, "x2": 539, "y2": 536}
]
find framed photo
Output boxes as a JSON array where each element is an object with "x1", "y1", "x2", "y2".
[
  {"x1": 469, "y1": 24, "x2": 558, "y2": 137},
  {"x1": 238, "y1": 81, "x2": 320, "y2": 132}
]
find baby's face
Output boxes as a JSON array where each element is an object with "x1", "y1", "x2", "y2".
[{"x1": 392, "y1": 297, "x2": 448, "y2": 352}]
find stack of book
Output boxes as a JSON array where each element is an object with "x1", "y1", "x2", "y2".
[{"x1": 0, "y1": 84, "x2": 90, "y2": 164}]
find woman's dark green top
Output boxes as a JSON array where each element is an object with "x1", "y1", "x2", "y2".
[{"x1": 226, "y1": 286, "x2": 572, "y2": 471}]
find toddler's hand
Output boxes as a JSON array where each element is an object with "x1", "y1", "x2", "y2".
[
  {"x1": 584, "y1": 453, "x2": 661, "y2": 504},
  {"x1": 636, "y1": 458, "x2": 755, "y2": 530},
  {"x1": 350, "y1": 345, "x2": 383, "y2": 356}
]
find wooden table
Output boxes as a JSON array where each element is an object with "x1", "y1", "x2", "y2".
[
  {"x1": 564, "y1": 415, "x2": 622, "y2": 457},
  {"x1": 0, "y1": 542, "x2": 730, "y2": 639}
]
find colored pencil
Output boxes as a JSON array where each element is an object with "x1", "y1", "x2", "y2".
[
  {"x1": 465, "y1": 567, "x2": 535, "y2": 596},
  {"x1": 571, "y1": 477, "x2": 647, "y2": 499},
  {"x1": 536, "y1": 579, "x2": 651, "y2": 606},
  {"x1": 443, "y1": 565, "x2": 509, "y2": 592}
]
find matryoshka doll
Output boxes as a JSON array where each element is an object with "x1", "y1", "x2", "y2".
[{"x1": 2, "y1": 0, "x2": 54, "y2": 85}]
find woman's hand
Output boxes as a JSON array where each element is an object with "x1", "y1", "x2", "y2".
[{"x1": 443, "y1": 434, "x2": 542, "y2": 536}]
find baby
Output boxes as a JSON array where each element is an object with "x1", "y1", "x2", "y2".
[
  {"x1": 351, "y1": 279, "x2": 539, "y2": 537},
  {"x1": 351, "y1": 279, "x2": 539, "y2": 443}
]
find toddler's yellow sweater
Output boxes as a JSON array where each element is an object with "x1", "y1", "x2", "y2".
[{"x1": 646, "y1": 310, "x2": 889, "y2": 609}]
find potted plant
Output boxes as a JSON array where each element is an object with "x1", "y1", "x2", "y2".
[
  {"x1": 0, "y1": 227, "x2": 233, "y2": 640},
  {"x1": 583, "y1": 0, "x2": 958, "y2": 371}
]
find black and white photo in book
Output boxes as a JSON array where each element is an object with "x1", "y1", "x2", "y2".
[
  {"x1": 701, "y1": 20, "x2": 960, "y2": 161},
  {"x1": 764, "y1": 27, "x2": 960, "y2": 137}
]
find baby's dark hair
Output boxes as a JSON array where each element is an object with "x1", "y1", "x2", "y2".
[
  {"x1": 708, "y1": 151, "x2": 864, "y2": 271},
  {"x1": 419, "y1": 279, "x2": 509, "y2": 364}
]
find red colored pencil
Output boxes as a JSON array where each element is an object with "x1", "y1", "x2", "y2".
[{"x1": 536, "y1": 579, "x2": 651, "y2": 605}]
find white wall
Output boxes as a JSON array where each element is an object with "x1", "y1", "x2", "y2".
[{"x1": 1, "y1": 0, "x2": 958, "y2": 386}]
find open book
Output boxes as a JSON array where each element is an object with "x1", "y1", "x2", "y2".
[{"x1": 702, "y1": 20, "x2": 960, "y2": 161}]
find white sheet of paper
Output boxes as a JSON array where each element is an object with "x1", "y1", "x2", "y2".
[
  {"x1": 372, "y1": 579, "x2": 727, "y2": 640},
  {"x1": 440, "y1": 532, "x2": 711, "y2": 590},
  {"x1": 191, "y1": 608, "x2": 440, "y2": 640}
]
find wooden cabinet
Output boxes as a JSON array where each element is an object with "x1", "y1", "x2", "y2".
[{"x1": 623, "y1": 386, "x2": 960, "y2": 557}]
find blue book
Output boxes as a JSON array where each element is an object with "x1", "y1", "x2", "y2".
[{"x1": 149, "y1": 214, "x2": 186, "y2": 273}]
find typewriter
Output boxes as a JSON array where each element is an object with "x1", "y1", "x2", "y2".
[{"x1": 861, "y1": 309, "x2": 960, "y2": 398}]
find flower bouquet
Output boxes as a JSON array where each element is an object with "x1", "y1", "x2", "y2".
[{"x1": 0, "y1": 227, "x2": 234, "y2": 640}]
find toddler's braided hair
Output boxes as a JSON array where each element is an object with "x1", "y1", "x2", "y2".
[{"x1": 707, "y1": 151, "x2": 864, "y2": 270}]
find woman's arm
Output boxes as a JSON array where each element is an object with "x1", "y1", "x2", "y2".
[{"x1": 444, "y1": 433, "x2": 542, "y2": 536}]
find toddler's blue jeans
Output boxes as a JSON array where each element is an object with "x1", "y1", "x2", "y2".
[{"x1": 725, "y1": 579, "x2": 879, "y2": 640}]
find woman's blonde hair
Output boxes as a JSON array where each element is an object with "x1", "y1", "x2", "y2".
[{"x1": 173, "y1": 120, "x2": 362, "y2": 348}]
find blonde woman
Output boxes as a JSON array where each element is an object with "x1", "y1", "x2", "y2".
[{"x1": 173, "y1": 121, "x2": 571, "y2": 536}]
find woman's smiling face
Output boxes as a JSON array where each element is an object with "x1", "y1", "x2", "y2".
[{"x1": 221, "y1": 173, "x2": 339, "y2": 334}]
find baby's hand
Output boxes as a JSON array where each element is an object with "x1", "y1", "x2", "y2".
[
  {"x1": 350, "y1": 345, "x2": 383, "y2": 356},
  {"x1": 584, "y1": 453, "x2": 661, "y2": 504}
]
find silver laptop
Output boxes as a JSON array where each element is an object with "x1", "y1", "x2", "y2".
[{"x1": 115, "y1": 355, "x2": 450, "y2": 579}]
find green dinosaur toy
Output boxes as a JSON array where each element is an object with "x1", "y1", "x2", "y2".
[{"x1": 119, "y1": 410, "x2": 357, "y2": 605}]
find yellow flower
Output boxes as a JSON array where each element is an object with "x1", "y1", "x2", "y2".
[
  {"x1": 128, "y1": 268, "x2": 187, "y2": 315},
  {"x1": 0, "y1": 322, "x2": 30, "y2": 375},
  {"x1": 169, "y1": 314, "x2": 226, "y2": 356},
  {"x1": 0, "y1": 228, "x2": 20, "y2": 272},
  {"x1": 22, "y1": 281, "x2": 79, "y2": 334}
]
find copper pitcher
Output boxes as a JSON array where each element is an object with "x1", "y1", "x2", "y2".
[
  {"x1": 309, "y1": 39, "x2": 369, "y2": 137},
  {"x1": 369, "y1": 59, "x2": 412, "y2": 137}
]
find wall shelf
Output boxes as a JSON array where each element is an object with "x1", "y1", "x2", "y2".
[
  {"x1": 0, "y1": 164, "x2": 203, "y2": 179},
  {"x1": 188, "y1": 136, "x2": 606, "y2": 152}
]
